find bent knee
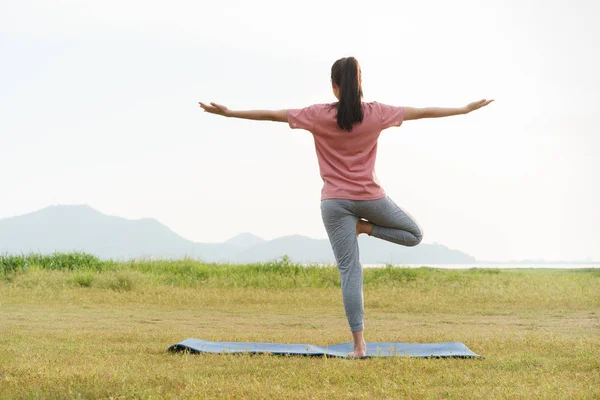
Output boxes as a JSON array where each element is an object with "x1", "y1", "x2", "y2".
[{"x1": 409, "y1": 229, "x2": 424, "y2": 247}]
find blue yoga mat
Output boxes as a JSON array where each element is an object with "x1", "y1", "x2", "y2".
[{"x1": 168, "y1": 338, "x2": 483, "y2": 359}]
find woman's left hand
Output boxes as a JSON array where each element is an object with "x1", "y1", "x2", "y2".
[{"x1": 199, "y1": 101, "x2": 230, "y2": 117}]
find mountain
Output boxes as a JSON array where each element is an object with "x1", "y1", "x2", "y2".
[
  {"x1": 224, "y1": 233, "x2": 267, "y2": 250},
  {"x1": 235, "y1": 234, "x2": 336, "y2": 263},
  {"x1": 0, "y1": 205, "x2": 236, "y2": 260},
  {"x1": 229, "y1": 234, "x2": 475, "y2": 264},
  {"x1": 0, "y1": 205, "x2": 476, "y2": 264}
]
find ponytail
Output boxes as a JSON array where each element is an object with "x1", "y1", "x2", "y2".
[{"x1": 330, "y1": 57, "x2": 364, "y2": 132}]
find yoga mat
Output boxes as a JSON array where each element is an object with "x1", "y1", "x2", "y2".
[{"x1": 168, "y1": 338, "x2": 483, "y2": 359}]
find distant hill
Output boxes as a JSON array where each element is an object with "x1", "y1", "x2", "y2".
[
  {"x1": 0, "y1": 205, "x2": 476, "y2": 264},
  {"x1": 224, "y1": 233, "x2": 267, "y2": 250},
  {"x1": 0, "y1": 205, "x2": 227, "y2": 260}
]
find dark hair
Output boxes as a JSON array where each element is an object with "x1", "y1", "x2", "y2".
[{"x1": 330, "y1": 57, "x2": 364, "y2": 132}]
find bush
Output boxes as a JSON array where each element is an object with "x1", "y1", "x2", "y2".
[
  {"x1": 1, "y1": 252, "x2": 107, "y2": 275},
  {"x1": 95, "y1": 271, "x2": 138, "y2": 292},
  {"x1": 36, "y1": 252, "x2": 105, "y2": 271},
  {"x1": 0, "y1": 254, "x2": 29, "y2": 278},
  {"x1": 72, "y1": 272, "x2": 95, "y2": 288},
  {"x1": 366, "y1": 265, "x2": 418, "y2": 286}
]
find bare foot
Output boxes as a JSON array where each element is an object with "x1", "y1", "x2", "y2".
[
  {"x1": 356, "y1": 220, "x2": 373, "y2": 237},
  {"x1": 348, "y1": 340, "x2": 367, "y2": 358}
]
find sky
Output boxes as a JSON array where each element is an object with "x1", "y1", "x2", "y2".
[{"x1": 1, "y1": 0, "x2": 599, "y2": 261}]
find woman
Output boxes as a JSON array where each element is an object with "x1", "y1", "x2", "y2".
[{"x1": 199, "y1": 56, "x2": 493, "y2": 358}]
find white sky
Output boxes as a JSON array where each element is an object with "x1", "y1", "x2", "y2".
[{"x1": 1, "y1": 0, "x2": 599, "y2": 261}]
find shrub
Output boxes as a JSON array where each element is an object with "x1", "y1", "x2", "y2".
[
  {"x1": 96, "y1": 271, "x2": 139, "y2": 292},
  {"x1": 366, "y1": 265, "x2": 418, "y2": 286},
  {"x1": 72, "y1": 272, "x2": 95, "y2": 288},
  {"x1": 0, "y1": 254, "x2": 29, "y2": 277}
]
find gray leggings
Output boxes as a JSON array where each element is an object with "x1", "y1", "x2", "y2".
[{"x1": 320, "y1": 195, "x2": 424, "y2": 332}]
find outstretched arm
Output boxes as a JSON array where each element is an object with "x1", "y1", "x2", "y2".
[
  {"x1": 199, "y1": 102, "x2": 288, "y2": 122},
  {"x1": 404, "y1": 99, "x2": 494, "y2": 121}
]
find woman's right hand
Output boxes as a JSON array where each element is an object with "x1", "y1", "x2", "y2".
[
  {"x1": 464, "y1": 99, "x2": 494, "y2": 114},
  {"x1": 404, "y1": 99, "x2": 494, "y2": 120}
]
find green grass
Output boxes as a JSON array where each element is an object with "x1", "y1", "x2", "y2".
[{"x1": 1, "y1": 253, "x2": 599, "y2": 398}]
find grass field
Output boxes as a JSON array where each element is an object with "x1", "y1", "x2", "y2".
[{"x1": 1, "y1": 253, "x2": 599, "y2": 399}]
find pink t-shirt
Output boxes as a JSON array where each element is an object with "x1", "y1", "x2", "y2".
[{"x1": 287, "y1": 101, "x2": 404, "y2": 200}]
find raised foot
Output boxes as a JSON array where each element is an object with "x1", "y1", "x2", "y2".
[{"x1": 356, "y1": 220, "x2": 373, "y2": 237}]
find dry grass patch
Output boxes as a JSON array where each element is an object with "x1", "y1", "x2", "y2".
[{"x1": 0, "y1": 257, "x2": 598, "y2": 398}]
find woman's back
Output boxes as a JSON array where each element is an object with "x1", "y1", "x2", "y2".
[
  {"x1": 198, "y1": 54, "x2": 493, "y2": 358},
  {"x1": 287, "y1": 101, "x2": 404, "y2": 201}
]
